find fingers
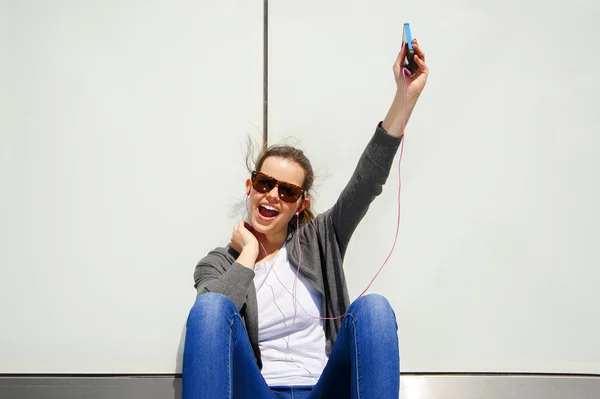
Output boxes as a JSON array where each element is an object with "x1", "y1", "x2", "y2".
[
  {"x1": 233, "y1": 221, "x2": 244, "y2": 236},
  {"x1": 395, "y1": 39, "x2": 425, "y2": 77},
  {"x1": 234, "y1": 221, "x2": 256, "y2": 238},
  {"x1": 414, "y1": 54, "x2": 428, "y2": 75},
  {"x1": 410, "y1": 39, "x2": 428, "y2": 77},
  {"x1": 394, "y1": 41, "x2": 407, "y2": 68},
  {"x1": 413, "y1": 39, "x2": 425, "y2": 62}
]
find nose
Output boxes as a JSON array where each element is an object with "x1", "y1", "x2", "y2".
[{"x1": 265, "y1": 185, "x2": 279, "y2": 200}]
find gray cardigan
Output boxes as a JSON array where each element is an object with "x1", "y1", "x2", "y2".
[{"x1": 193, "y1": 122, "x2": 402, "y2": 369}]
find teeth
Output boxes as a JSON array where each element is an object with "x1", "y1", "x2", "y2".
[{"x1": 260, "y1": 204, "x2": 278, "y2": 212}]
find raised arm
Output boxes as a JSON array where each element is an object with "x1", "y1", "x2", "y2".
[{"x1": 326, "y1": 38, "x2": 429, "y2": 254}]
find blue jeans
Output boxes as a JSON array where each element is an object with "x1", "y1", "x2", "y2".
[{"x1": 182, "y1": 292, "x2": 399, "y2": 399}]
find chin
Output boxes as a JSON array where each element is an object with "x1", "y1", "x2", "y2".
[
  {"x1": 251, "y1": 211, "x2": 286, "y2": 235},
  {"x1": 252, "y1": 218, "x2": 276, "y2": 232}
]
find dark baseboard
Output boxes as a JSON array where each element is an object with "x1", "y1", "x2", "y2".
[{"x1": 1, "y1": 373, "x2": 599, "y2": 399}]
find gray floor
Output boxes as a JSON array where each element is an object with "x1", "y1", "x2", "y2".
[{"x1": 1, "y1": 374, "x2": 599, "y2": 399}]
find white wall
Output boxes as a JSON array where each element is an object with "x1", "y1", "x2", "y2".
[
  {"x1": 1, "y1": 0, "x2": 262, "y2": 373},
  {"x1": 2, "y1": 0, "x2": 599, "y2": 376},
  {"x1": 269, "y1": 0, "x2": 600, "y2": 373}
]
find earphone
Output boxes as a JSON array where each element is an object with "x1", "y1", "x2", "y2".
[{"x1": 248, "y1": 64, "x2": 412, "y2": 327}]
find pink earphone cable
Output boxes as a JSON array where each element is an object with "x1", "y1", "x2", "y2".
[{"x1": 260, "y1": 66, "x2": 412, "y2": 325}]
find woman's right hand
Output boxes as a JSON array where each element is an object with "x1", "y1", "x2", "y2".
[{"x1": 231, "y1": 221, "x2": 260, "y2": 268}]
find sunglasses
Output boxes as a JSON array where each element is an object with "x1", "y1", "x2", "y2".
[{"x1": 251, "y1": 171, "x2": 305, "y2": 203}]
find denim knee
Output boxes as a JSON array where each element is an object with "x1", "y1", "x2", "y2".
[
  {"x1": 347, "y1": 294, "x2": 397, "y2": 330},
  {"x1": 187, "y1": 292, "x2": 237, "y2": 328}
]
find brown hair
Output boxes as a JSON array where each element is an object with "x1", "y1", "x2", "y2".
[{"x1": 245, "y1": 141, "x2": 316, "y2": 226}]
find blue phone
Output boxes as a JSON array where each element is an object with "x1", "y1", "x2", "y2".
[{"x1": 402, "y1": 23, "x2": 417, "y2": 73}]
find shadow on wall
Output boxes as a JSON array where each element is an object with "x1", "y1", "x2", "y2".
[
  {"x1": 173, "y1": 316, "x2": 187, "y2": 399},
  {"x1": 173, "y1": 377, "x2": 182, "y2": 399}
]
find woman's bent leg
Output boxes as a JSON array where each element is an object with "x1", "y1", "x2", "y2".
[
  {"x1": 308, "y1": 294, "x2": 400, "y2": 399},
  {"x1": 182, "y1": 293, "x2": 274, "y2": 399}
]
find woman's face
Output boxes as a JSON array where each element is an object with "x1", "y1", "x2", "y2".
[{"x1": 245, "y1": 156, "x2": 309, "y2": 238}]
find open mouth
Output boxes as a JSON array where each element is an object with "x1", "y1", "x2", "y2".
[{"x1": 258, "y1": 204, "x2": 280, "y2": 219}]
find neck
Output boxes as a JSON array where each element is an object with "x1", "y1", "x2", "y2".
[{"x1": 255, "y1": 228, "x2": 288, "y2": 261}]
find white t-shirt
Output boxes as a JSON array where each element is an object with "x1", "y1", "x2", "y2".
[{"x1": 253, "y1": 245, "x2": 328, "y2": 386}]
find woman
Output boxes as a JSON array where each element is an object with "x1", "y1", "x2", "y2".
[{"x1": 183, "y1": 39, "x2": 428, "y2": 399}]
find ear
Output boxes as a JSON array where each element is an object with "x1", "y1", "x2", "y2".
[
  {"x1": 245, "y1": 179, "x2": 252, "y2": 196},
  {"x1": 297, "y1": 196, "x2": 310, "y2": 214}
]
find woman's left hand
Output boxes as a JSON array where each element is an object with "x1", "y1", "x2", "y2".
[
  {"x1": 382, "y1": 38, "x2": 429, "y2": 137},
  {"x1": 393, "y1": 38, "x2": 429, "y2": 98}
]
